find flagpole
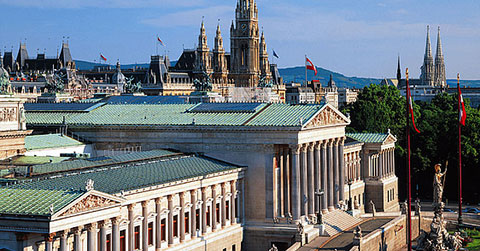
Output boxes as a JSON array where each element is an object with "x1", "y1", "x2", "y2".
[
  {"x1": 305, "y1": 55, "x2": 307, "y2": 87},
  {"x1": 458, "y1": 73, "x2": 463, "y2": 226},
  {"x1": 406, "y1": 68, "x2": 412, "y2": 251}
]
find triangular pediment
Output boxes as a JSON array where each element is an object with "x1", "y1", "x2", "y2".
[
  {"x1": 304, "y1": 104, "x2": 350, "y2": 129},
  {"x1": 54, "y1": 191, "x2": 123, "y2": 218},
  {"x1": 383, "y1": 134, "x2": 397, "y2": 144}
]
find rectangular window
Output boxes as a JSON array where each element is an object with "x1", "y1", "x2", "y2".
[
  {"x1": 206, "y1": 206, "x2": 211, "y2": 227},
  {"x1": 235, "y1": 197, "x2": 239, "y2": 219},
  {"x1": 196, "y1": 209, "x2": 201, "y2": 231},
  {"x1": 185, "y1": 212, "x2": 189, "y2": 234},
  {"x1": 106, "y1": 234, "x2": 111, "y2": 251},
  {"x1": 161, "y1": 219, "x2": 166, "y2": 241},
  {"x1": 173, "y1": 215, "x2": 178, "y2": 238},
  {"x1": 216, "y1": 203, "x2": 220, "y2": 224},
  {"x1": 148, "y1": 222, "x2": 154, "y2": 245},
  {"x1": 120, "y1": 230, "x2": 126, "y2": 251},
  {"x1": 226, "y1": 200, "x2": 230, "y2": 220},
  {"x1": 134, "y1": 225, "x2": 140, "y2": 250},
  {"x1": 232, "y1": 244, "x2": 236, "y2": 251}
]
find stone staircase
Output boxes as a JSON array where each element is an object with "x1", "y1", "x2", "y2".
[{"x1": 322, "y1": 210, "x2": 363, "y2": 236}]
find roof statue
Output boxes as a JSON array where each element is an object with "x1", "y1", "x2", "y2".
[
  {"x1": 45, "y1": 71, "x2": 65, "y2": 93},
  {"x1": 124, "y1": 77, "x2": 142, "y2": 94},
  {"x1": 258, "y1": 75, "x2": 273, "y2": 88},
  {"x1": 193, "y1": 71, "x2": 213, "y2": 92},
  {"x1": 85, "y1": 179, "x2": 94, "y2": 191}
]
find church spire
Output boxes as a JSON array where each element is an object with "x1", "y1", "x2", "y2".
[
  {"x1": 396, "y1": 55, "x2": 401, "y2": 81},
  {"x1": 198, "y1": 20, "x2": 208, "y2": 51},
  {"x1": 420, "y1": 25, "x2": 435, "y2": 86},
  {"x1": 215, "y1": 22, "x2": 224, "y2": 52},
  {"x1": 434, "y1": 26, "x2": 446, "y2": 87}
]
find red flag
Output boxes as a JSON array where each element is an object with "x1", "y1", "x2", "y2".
[
  {"x1": 458, "y1": 74, "x2": 466, "y2": 126},
  {"x1": 157, "y1": 37, "x2": 165, "y2": 46},
  {"x1": 406, "y1": 68, "x2": 420, "y2": 133},
  {"x1": 100, "y1": 54, "x2": 107, "y2": 62},
  {"x1": 305, "y1": 56, "x2": 317, "y2": 76}
]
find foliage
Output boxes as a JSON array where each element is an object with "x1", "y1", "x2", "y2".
[
  {"x1": 465, "y1": 229, "x2": 480, "y2": 250},
  {"x1": 343, "y1": 84, "x2": 480, "y2": 203},
  {"x1": 124, "y1": 77, "x2": 142, "y2": 94},
  {"x1": 193, "y1": 72, "x2": 213, "y2": 92},
  {"x1": 45, "y1": 72, "x2": 65, "y2": 93}
]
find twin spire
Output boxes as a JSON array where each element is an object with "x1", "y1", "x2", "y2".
[{"x1": 421, "y1": 25, "x2": 446, "y2": 87}]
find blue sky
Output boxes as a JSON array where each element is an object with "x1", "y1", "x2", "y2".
[{"x1": 0, "y1": 0, "x2": 479, "y2": 79}]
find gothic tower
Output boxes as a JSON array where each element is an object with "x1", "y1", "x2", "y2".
[
  {"x1": 434, "y1": 26, "x2": 446, "y2": 88},
  {"x1": 259, "y1": 31, "x2": 272, "y2": 82},
  {"x1": 194, "y1": 21, "x2": 213, "y2": 79},
  {"x1": 420, "y1": 25, "x2": 435, "y2": 86},
  {"x1": 396, "y1": 55, "x2": 401, "y2": 82},
  {"x1": 230, "y1": 0, "x2": 260, "y2": 87},
  {"x1": 213, "y1": 23, "x2": 228, "y2": 83}
]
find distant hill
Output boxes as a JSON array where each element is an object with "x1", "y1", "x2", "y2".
[
  {"x1": 278, "y1": 66, "x2": 381, "y2": 89},
  {"x1": 75, "y1": 60, "x2": 164, "y2": 71}
]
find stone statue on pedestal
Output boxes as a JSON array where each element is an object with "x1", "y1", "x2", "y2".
[{"x1": 433, "y1": 164, "x2": 447, "y2": 204}]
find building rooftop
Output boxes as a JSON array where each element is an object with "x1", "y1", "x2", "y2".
[
  {"x1": 25, "y1": 134, "x2": 85, "y2": 151},
  {"x1": 346, "y1": 132, "x2": 390, "y2": 143}
]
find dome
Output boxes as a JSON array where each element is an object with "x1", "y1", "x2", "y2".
[{"x1": 111, "y1": 61, "x2": 126, "y2": 85}]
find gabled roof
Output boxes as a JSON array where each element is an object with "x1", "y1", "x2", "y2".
[
  {"x1": 346, "y1": 132, "x2": 396, "y2": 144},
  {"x1": 25, "y1": 134, "x2": 84, "y2": 150}
]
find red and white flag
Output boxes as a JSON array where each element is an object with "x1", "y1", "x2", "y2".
[
  {"x1": 458, "y1": 74, "x2": 466, "y2": 126},
  {"x1": 100, "y1": 54, "x2": 107, "y2": 62},
  {"x1": 157, "y1": 37, "x2": 165, "y2": 46},
  {"x1": 406, "y1": 68, "x2": 420, "y2": 133},
  {"x1": 305, "y1": 56, "x2": 317, "y2": 76}
]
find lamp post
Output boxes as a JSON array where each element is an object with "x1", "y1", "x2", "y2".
[
  {"x1": 348, "y1": 179, "x2": 353, "y2": 211},
  {"x1": 314, "y1": 189, "x2": 324, "y2": 225}
]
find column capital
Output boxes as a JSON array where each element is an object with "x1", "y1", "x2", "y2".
[
  {"x1": 98, "y1": 219, "x2": 109, "y2": 228},
  {"x1": 221, "y1": 182, "x2": 227, "y2": 190},
  {"x1": 230, "y1": 179, "x2": 237, "y2": 187},
  {"x1": 307, "y1": 143, "x2": 315, "y2": 152},
  {"x1": 73, "y1": 226, "x2": 83, "y2": 235},
  {"x1": 327, "y1": 138, "x2": 334, "y2": 147},
  {"x1": 111, "y1": 216, "x2": 121, "y2": 225},
  {"x1": 155, "y1": 197, "x2": 163, "y2": 204},
  {"x1": 289, "y1": 144, "x2": 301, "y2": 154},
  {"x1": 141, "y1": 200, "x2": 149, "y2": 208},
  {"x1": 59, "y1": 229, "x2": 69, "y2": 238},
  {"x1": 314, "y1": 141, "x2": 322, "y2": 150},
  {"x1": 167, "y1": 194, "x2": 174, "y2": 201},
  {"x1": 86, "y1": 223, "x2": 97, "y2": 232},
  {"x1": 127, "y1": 203, "x2": 135, "y2": 211},
  {"x1": 44, "y1": 233, "x2": 56, "y2": 242}
]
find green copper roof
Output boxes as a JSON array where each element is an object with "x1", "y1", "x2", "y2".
[
  {"x1": 9, "y1": 156, "x2": 70, "y2": 165},
  {"x1": 11, "y1": 155, "x2": 242, "y2": 194},
  {"x1": 346, "y1": 133, "x2": 389, "y2": 143},
  {"x1": 25, "y1": 134, "x2": 84, "y2": 150},
  {"x1": 0, "y1": 187, "x2": 85, "y2": 216},
  {"x1": 26, "y1": 103, "x2": 327, "y2": 128}
]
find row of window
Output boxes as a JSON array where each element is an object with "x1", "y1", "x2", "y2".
[{"x1": 387, "y1": 188, "x2": 395, "y2": 202}]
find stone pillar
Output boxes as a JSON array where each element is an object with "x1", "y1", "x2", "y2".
[
  {"x1": 290, "y1": 144, "x2": 301, "y2": 220},
  {"x1": 128, "y1": 204, "x2": 135, "y2": 251},
  {"x1": 59, "y1": 230, "x2": 68, "y2": 251},
  {"x1": 307, "y1": 143, "x2": 315, "y2": 216},
  {"x1": 190, "y1": 190, "x2": 197, "y2": 238},
  {"x1": 321, "y1": 141, "x2": 328, "y2": 214},
  {"x1": 327, "y1": 139, "x2": 335, "y2": 211},
  {"x1": 333, "y1": 138, "x2": 340, "y2": 207},
  {"x1": 283, "y1": 148, "x2": 290, "y2": 217},
  {"x1": 155, "y1": 198, "x2": 162, "y2": 251},
  {"x1": 87, "y1": 223, "x2": 97, "y2": 251},
  {"x1": 379, "y1": 151, "x2": 383, "y2": 178},
  {"x1": 221, "y1": 183, "x2": 227, "y2": 228},
  {"x1": 301, "y1": 144, "x2": 308, "y2": 216},
  {"x1": 167, "y1": 195, "x2": 174, "y2": 246},
  {"x1": 339, "y1": 137, "x2": 345, "y2": 202},
  {"x1": 142, "y1": 201, "x2": 149, "y2": 250},
  {"x1": 392, "y1": 149, "x2": 396, "y2": 176},
  {"x1": 99, "y1": 220, "x2": 107, "y2": 251},
  {"x1": 230, "y1": 181, "x2": 237, "y2": 224},
  {"x1": 112, "y1": 217, "x2": 120, "y2": 251},
  {"x1": 201, "y1": 187, "x2": 207, "y2": 234},
  {"x1": 73, "y1": 227, "x2": 82, "y2": 251},
  {"x1": 314, "y1": 142, "x2": 321, "y2": 213},
  {"x1": 212, "y1": 185, "x2": 217, "y2": 232},
  {"x1": 279, "y1": 148, "x2": 285, "y2": 217},
  {"x1": 44, "y1": 233, "x2": 55, "y2": 251}
]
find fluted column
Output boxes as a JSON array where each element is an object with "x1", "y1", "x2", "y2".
[
  {"x1": 179, "y1": 192, "x2": 185, "y2": 242},
  {"x1": 321, "y1": 141, "x2": 328, "y2": 214},
  {"x1": 339, "y1": 137, "x2": 345, "y2": 202},
  {"x1": 279, "y1": 148, "x2": 285, "y2": 217},
  {"x1": 73, "y1": 227, "x2": 82, "y2": 251},
  {"x1": 167, "y1": 195, "x2": 174, "y2": 246},
  {"x1": 290, "y1": 144, "x2": 301, "y2": 220},
  {"x1": 230, "y1": 181, "x2": 237, "y2": 224},
  {"x1": 142, "y1": 201, "x2": 149, "y2": 250},
  {"x1": 333, "y1": 138, "x2": 340, "y2": 207},
  {"x1": 392, "y1": 149, "x2": 396, "y2": 176},
  {"x1": 44, "y1": 234, "x2": 55, "y2": 251},
  {"x1": 59, "y1": 230, "x2": 68, "y2": 251},
  {"x1": 379, "y1": 151, "x2": 384, "y2": 178},
  {"x1": 99, "y1": 220, "x2": 107, "y2": 251},
  {"x1": 283, "y1": 148, "x2": 290, "y2": 217},
  {"x1": 155, "y1": 198, "x2": 162, "y2": 251},
  {"x1": 190, "y1": 190, "x2": 197, "y2": 238},
  {"x1": 307, "y1": 143, "x2": 315, "y2": 216},
  {"x1": 212, "y1": 185, "x2": 217, "y2": 232},
  {"x1": 314, "y1": 142, "x2": 321, "y2": 213},
  {"x1": 201, "y1": 187, "x2": 207, "y2": 234},
  {"x1": 87, "y1": 223, "x2": 97, "y2": 251},
  {"x1": 128, "y1": 204, "x2": 135, "y2": 251},
  {"x1": 327, "y1": 139, "x2": 334, "y2": 211},
  {"x1": 112, "y1": 217, "x2": 120, "y2": 251},
  {"x1": 221, "y1": 183, "x2": 227, "y2": 228},
  {"x1": 301, "y1": 144, "x2": 308, "y2": 216}
]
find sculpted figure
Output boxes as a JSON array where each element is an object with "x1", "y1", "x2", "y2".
[{"x1": 433, "y1": 164, "x2": 447, "y2": 204}]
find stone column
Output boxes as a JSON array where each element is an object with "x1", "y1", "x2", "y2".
[
  {"x1": 314, "y1": 142, "x2": 321, "y2": 213},
  {"x1": 379, "y1": 151, "x2": 383, "y2": 178},
  {"x1": 230, "y1": 181, "x2": 237, "y2": 224},
  {"x1": 190, "y1": 190, "x2": 197, "y2": 238},
  {"x1": 142, "y1": 201, "x2": 149, "y2": 250},
  {"x1": 339, "y1": 137, "x2": 345, "y2": 202},
  {"x1": 290, "y1": 144, "x2": 301, "y2": 220},
  {"x1": 167, "y1": 195, "x2": 174, "y2": 246},
  {"x1": 321, "y1": 141, "x2": 328, "y2": 214},
  {"x1": 307, "y1": 143, "x2": 315, "y2": 216},
  {"x1": 283, "y1": 148, "x2": 290, "y2": 217},
  {"x1": 87, "y1": 223, "x2": 97, "y2": 251},
  {"x1": 201, "y1": 187, "x2": 207, "y2": 234},
  {"x1": 128, "y1": 204, "x2": 135, "y2": 251},
  {"x1": 44, "y1": 233, "x2": 55, "y2": 251},
  {"x1": 327, "y1": 139, "x2": 334, "y2": 211},
  {"x1": 112, "y1": 217, "x2": 120, "y2": 251},
  {"x1": 301, "y1": 144, "x2": 308, "y2": 216},
  {"x1": 155, "y1": 198, "x2": 162, "y2": 251},
  {"x1": 179, "y1": 192, "x2": 186, "y2": 242},
  {"x1": 333, "y1": 138, "x2": 340, "y2": 207},
  {"x1": 392, "y1": 149, "x2": 396, "y2": 176},
  {"x1": 59, "y1": 230, "x2": 68, "y2": 251},
  {"x1": 212, "y1": 185, "x2": 218, "y2": 232},
  {"x1": 279, "y1": 148, "x2": 285, "y2": 217},
  {"x1": 73, "y1": 227, "x2": 82, "y2": 251},
  {"x1": 99, "y1": 220, "x2": 107, "y2": 251},
  {"x1": 221, "y1": 183, "x2": 227, "y2": 228}
]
